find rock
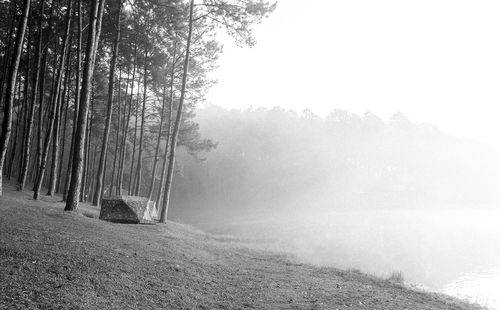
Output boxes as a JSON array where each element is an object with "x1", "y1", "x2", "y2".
[{"x1": 99, "y1": 196, "x2": 157, "y2": 224}]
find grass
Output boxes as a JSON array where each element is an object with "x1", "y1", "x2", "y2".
[
  {"x1": 81, "y1": 210, "x2": 99, "y2": 219},
  {"x1": 387, "y1": 270, "x2": 405, "y2": 284},
  {"x1": 0, "y1": 181, "x2": 487, "y2": 310},
  {"x1": 347, "y1": 268, "x2": 362, "y2": 274}
]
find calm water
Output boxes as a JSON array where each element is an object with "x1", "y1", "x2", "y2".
[
  {"x1": 211, "y1": 208, "x2": 500, "y2": 309},
  {"x1": 444, "y1": 265, "x2": 500, "y2": 309}
]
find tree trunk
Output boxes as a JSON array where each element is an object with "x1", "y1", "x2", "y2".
[
  {"x1": 128, "y1": 80, "x2": 140, "y2": 194},
  {"x1": 46, "y1": 92, "x2": 60, "y2": 193},
  {"x1": 93, "y1": 0, "x2": 122, "y2": 205},
  {"x1": 51, "y1": 11, "x2": 74, "y2": 195},
  {"x1": 159, "y1": 0, "x2": 194, "y2": 223},
  {"x1": 156, "y1": 44, "x2": 176, "y2": 208},
  {"x1": 133, "y1": 46, "x2": 148, "y2": 196},
  {"x1": 34, "y1": 0, "x2": 73, "y2": 199},
  {"x1": 34, "y1": 0, "x2": 56, "y2": 185},
  {"x1": 0, "y1": 0, "x2": 31, "y2": 196},
  {"x1": 109, "y1": 66, "x2": 122, "y2": 195},
  {"x1": 148, "y1": 86, "x2": 167, "y2": 200},
  {"x1": 17, "y1": 20, "x2": 31, "y2": 182},
  {"x1": 81, "y1": 86, "x2": 94, "y2": 202},
  {"x1": 65, "y1": 0, "x2": 105, "y2": 211},
  {"x1": 7, "y1": 77, "x2": 24, "y2": 179},
  {"x1": 87, "y1": 131, "x2": 97, "y2": 200},
  {"x1": 92, "y1": 0, "x2": 106, "y2": 64},
  {"x1": 118, "y1": 41, "x2": 137, "y2": 196},
  {"x1": 63, "y1": 0, "x2": 82, "y2": 201},
  {"x1": 100, "y1": 154, "x2": 106, "y2": 198},
  {"x1": 0, "y1": 0, "x2": 18, "y2": 107},
  {"x1": 56, "y1": 37, "x2": 73, "y2": 193},
  {"x1": 19, "y1": 0, "x2": 45, "y2": 190},
  {"x1": 115, "y1": 66, "x2": 131, "y2": 196}
]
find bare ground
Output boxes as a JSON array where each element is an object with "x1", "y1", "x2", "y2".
[{"x1": 0, "y1": 182, "x2": 485, "y2": 310}]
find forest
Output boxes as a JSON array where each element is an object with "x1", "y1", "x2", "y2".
[
  {"x1": 168, "y1": 105, "x2": 500, "y2": 227},
  {"x1": 0, "y1": 0, "x2": 275, "y2": 222}
]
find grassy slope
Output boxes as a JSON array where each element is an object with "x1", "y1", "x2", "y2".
[{"x1": 0, "y1": 182, "x2": 484, "y2": 310}]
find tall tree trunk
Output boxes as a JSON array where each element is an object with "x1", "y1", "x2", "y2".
[
  {"x1": 34, "y1": 0, "x2": 73, "y2": 199},
  {"x1": 34, "y1": 0, "x2": 56, "y2": 184},
  {"x1": 109, "y1": 66, "x2": 122, "y2": 195},
  {"x1": 46, "y1": 92, "x2": 60, "y2": 193},
  {"x1": 18, "y1": 0, "x2": 45, "y2": 190},
  {"x1": 81, "y1": 85, "x2": 94, "y2": 202},
  {"x1": 56, "y1": 38, "x2": 73, "y2": 193},
  {"x1": 92, "y1": 0, "x2": 106, "y2": 64},
  {"x1": 41, "y1": 48, "x2": 58, "y2": 191},
  {"x1": 133, "y1": 46, "x2": 148, "y2": 196},
  {"x1": 148, "y1": 86, "x2": 167, "y2": 200},
  {"x1": 63, "y1": 0, "x2": 82, "y2": 201},
  {"x1": 159, "y1": 0, "x2": 194, "y2": 223},
  {"x1": 100, "y1": 155, "x2": 106, "y2": 198},
  {"x1": 57, "y1": 80, "x2": 69, "y2": 192},
  {"x1": 128, "y1": 80, "x2": 139, "y2": 194},
  {"x1": 87, "y1": 98, "x2": 95, "y2": 199},
  {"x1": 0, "y1": 0, "x2": 31, "y2": 196},
  {"x1": 115, "y1": 66, "x2": 130, "y2": 196},
  {"x1": 65, "y1": 0, "x2": 105, "y2": 211},
  {"x1": 117, "y1": 42, "x2": 137, "y2": 196},
  {"x1": 0, "y1": 0, "x2": 18, "y2": 107},
  {"x1": 50, "y1": 10, "x2": 74, "y2": 195},
  {"x1": 33, "y1": 1, "x2": 56, "y2": 186},
  {"x1": 156, "y1": 45, "x2": 176, "y2": 208},
  {"x1": 7, "y1": 77, "x2": 23, "y2": 179},
  {"x1": 93, "y1": 0, "x2": 122, "y2": 205},
  {"x1": 8, "y1": 63, "x2": 25, "y2": 179},
  {"x1": 86, "y1": 128, "x2": 96, "y2": 201},
  {"x1": 17, "y1": 20, "x2": 31, "y2": 182},
  {"x1": 117, "y1": 98, "x2": 131, "y2": 196}
]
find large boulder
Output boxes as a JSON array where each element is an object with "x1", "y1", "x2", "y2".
[{"x1": 99, "y1": 196, "x2": 157, "y2": 224}]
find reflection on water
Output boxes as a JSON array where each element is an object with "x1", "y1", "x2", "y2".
[
  {"x1": 444, "y1": 265, "x2": 500, "y2": 310},
  {"x1": 209, "y1": 208, "x2": 500, "y2": 309}
]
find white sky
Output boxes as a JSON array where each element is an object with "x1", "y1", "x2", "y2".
[{"x1": 206, "y1": 0, "x2": 500, "y2": 149}]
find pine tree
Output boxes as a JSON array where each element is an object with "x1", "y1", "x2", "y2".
[
  {"x1": 0, "y1": 0, "x2": 31, "y2": 196},
  {"x1": 65, "y1": 0, "x2": 105, "y2": 211}
]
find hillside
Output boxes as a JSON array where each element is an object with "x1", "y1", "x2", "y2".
[{"x1": 0, "y1": 182, "x2": 485, "y2": 310}]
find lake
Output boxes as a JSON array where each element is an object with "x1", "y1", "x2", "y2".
[{"x1": 444, "y1": 265, "x2": 500, "y2": 309}]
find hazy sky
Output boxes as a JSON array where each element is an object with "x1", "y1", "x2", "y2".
[{"x1": 206, "y1": 0, "x2": 500, "y2": 149}]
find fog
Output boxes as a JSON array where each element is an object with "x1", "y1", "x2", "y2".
[
  {"x1": 167, "y1": 105, "x2": 500, "y2": 308},
  {"x1": 187, "y1": 0, "x2": 500, "y2": 307}
]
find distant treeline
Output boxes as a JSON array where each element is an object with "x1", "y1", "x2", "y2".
[{"x1": 169, "y1": 106, "x2": 500, "y2": 224}]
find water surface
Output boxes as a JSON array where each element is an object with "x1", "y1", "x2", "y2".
[{"x1": 209, "y1": 208, "x2": 500, "y2": 309}]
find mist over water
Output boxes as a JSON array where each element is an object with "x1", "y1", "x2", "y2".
[
  {"x1": 444, "y1": 264, "x2": 500, "y2": 309},
  {"x1": 207, "y1": 208, "x2": 500, "y2": 309},
  {"x1": 169, "y1": 105, "x2": 500, "y2": 309}
]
